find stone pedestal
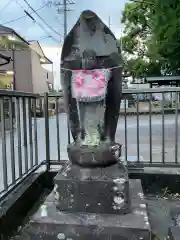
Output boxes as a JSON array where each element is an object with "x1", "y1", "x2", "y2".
[
  {"x1": 54, "y1": 162, "x2": 130, "y2": 214},
  {"x1": 19, "y1": 178, "x2": 151, "y2": 239},
  {"x1": 67, "y1": 143, "x2": 121, "y2": 168}
]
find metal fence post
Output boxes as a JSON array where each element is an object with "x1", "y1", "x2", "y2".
[{"x1": 44, "y1": 92, "x2": 50, "y2": 171}]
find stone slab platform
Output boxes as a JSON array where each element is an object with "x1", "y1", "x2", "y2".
[
  {"x1": 18, "y1": 179, "x2": 151, "y2": 240},
  {"x1": 168, "y1": 226, "x2": 180, "y2": 240}
]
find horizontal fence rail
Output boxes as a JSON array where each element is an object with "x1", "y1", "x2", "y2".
[
  {"x1": 0, "y1": 88, "x2": 180, "y2": 201},
  {"x1": 123, "y1": 87, "x2": 180, "y2": 93}
]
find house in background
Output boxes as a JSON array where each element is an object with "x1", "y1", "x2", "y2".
[
  {"x1": 0, "y1": 25, "x2": 54, "y2": 93},
  {"x1": 29, "y1": 40, "x2": 54, "y2": 93}
]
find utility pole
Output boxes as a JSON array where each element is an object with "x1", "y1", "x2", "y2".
[
  {"x1": 46, "y1": 0, "x2": 75, "y2": 143},
  {"x1": 47, "y1": 0, "x2": 75, "y2": 40},
  {"x1": 63, "y1": 0, "x2": 67, "y2": 38},
  {"x1": 120, "y1": 33, "x2": 123, "y2": 52},
  {"x1": 108, "y1": 16, "x2": 111, "y2": 29}
]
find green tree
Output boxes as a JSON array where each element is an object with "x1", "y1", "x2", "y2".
[
  {"x1": 121, "y1": 0, "x2": 180, "y2": 76},
  {"x1": 121, "y1": 0, "x2": 153, "y2": 57},
  {"x1": 149, "y1": 1, "x2": 180, "y2": 73},
  {"x1": 121, "y1": 0, "x2": 158, "y2": 79},
  {"x1": 123, "y1": 58, "x2": 147, "y2": 79}
]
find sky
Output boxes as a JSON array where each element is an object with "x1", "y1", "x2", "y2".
[{"x1": 0, "y1": 0, "x2": 129, "y2": 88}]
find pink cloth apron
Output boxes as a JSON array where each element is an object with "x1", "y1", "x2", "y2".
[{"x1": 71, "y1": 69, "x2": 111, "y2": 102}]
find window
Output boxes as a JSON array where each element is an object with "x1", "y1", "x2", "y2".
[{"x1": 47, "y1": 82, "x2": 53, "y2": 91}]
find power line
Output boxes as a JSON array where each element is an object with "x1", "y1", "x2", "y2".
[
  {"x1": 28, "y1": 35, "x2": 52, "y2": 41},
  {"x1": 14, "y1": 0, "x2": 60, "y2": 43},
  {"x1": 25, "y1": 15, "x2": 60, "y2": 43},
  {"x1": 22, "y1": 0, "x2": 60, "y2": 36},
  {"x1": 0, "y1": 2, "x2": 59, "y2": 43},
  {"x1": 38, "y1": 35, "x2": 51, "y2": 40},
  {"x1": 2, "y1": 3, "x2": 48, "y2": 25},
  {"x1": 0, "y1": 0, "x2": 14, "y2": 14}
]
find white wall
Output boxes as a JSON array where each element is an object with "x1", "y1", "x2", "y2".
[
  {"x1": 42, "y1": 46, "x2": 62, "y2": 90},
  {"x1": 42, "y1": 68, "x2": 54, "y2": 85},
  {"x1": 30, "y1": 50, "x2": 53, "y2": 93}
]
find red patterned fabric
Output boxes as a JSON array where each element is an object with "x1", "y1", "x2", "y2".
[{"x1": 72, "y1": 69, "x2": 110, "y2": 101}]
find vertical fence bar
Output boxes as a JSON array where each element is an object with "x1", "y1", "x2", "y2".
[
  {"x1": 44, "y1": 93, "x2": 50, "y2": 170},
  {"x1": 9, "y1": 97, "x2": 15, "y2": 184},
  {"x1": 16, "y1": 97, "x2": 22, "y2": 177},
  {"x1": 56, "y1": 97, "x2": 61, "y2": 162},
  {"x1": 22, "y1": 97, "x2": 28, "y2": 173},
  {"x1": 1, "y1": 97, "x2": 8, "y2": 190},
  {"x1": 124, "y1": 95, "x2": 128, "y2": 161},
  {"x1": 175, "y1": 92, "x2": 178, "y2": 164},
  {"x1": 39, "y1": 98, "x2": 43, "y2": 112},
  {"x1": 136, "y1": 94, "x2": 140, "y2": 162},
  {"x1": 28, "y1": 98, "x2": 33, "y2": 169},
  {"x1": 149, "y1": 93, "x2": 152, "y2": 163},
  {"x1": 162, "y1": 93, "x2": 165, "y2": 163},
  {"x1": 67, "y1": 111, "x2": 71, "y2": 144},
  {"x1": 67, "y1": 86, "x2": 71, "y2": 144},
  {"x1": 33, "y1": 98, "x2": 38, "y2": 166}
]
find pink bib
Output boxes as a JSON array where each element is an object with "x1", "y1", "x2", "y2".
[{"x1": 71, "y1": 69, "x2": 110, "y2": 102}]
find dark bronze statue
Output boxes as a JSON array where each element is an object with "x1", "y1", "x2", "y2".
[{"x1": 61, "y1": 10, "x2": 123, "y2": 168}]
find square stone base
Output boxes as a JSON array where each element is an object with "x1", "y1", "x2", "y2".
[
  {"x1": 19, "y1": 179, "x2": 151, "y2": 240},
  {"x1": 54, "y1": 163, "x2": 131, "y2": 214}
]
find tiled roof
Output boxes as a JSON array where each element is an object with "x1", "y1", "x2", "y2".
[
  {"x1": 0, "y1": 25, "x2": 13, "y2": 35},
  {"x1": 0, "y1": 25, "x2": 29, "y2": 45}
]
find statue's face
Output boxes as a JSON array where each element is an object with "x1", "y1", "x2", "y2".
[{"x1": 82, "y1": 50, "x2": 97, "y2": 69}]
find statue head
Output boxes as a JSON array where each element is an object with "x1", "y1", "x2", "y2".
[{"x1": 61, "y1": 10, "x2": 123, "y2": 167}]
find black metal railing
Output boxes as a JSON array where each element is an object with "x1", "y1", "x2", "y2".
[
  {"x1": 0, "y1": 90, "x2": 41, "y2": 201},
  {"x1": 122, "y1": 88, "x2": 180, "y2": 167},
  {"x1": 0, "y1": 87, "x2": 180, "y2": 201},
  {"x1": 44, "y1": 88, "x2": 180, "y2": 169}
]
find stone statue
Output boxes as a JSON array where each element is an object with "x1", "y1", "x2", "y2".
[
  {"x1": 61, "y1": 10, "x2": 124, "y2": 168},
  {"x1": 57, "y1": 9, "x2": 130, "y2": 215}
]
